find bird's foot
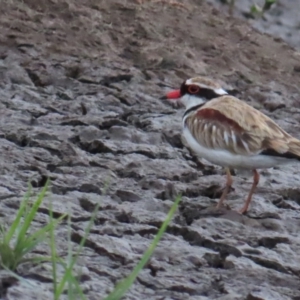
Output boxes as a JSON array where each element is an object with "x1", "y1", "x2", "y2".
[
  {"x1": 216, "y1": 203, "x2": 231, "y2": 210},
  {"x1": 237, "y1": 206, "x2": 248, "y2": 215}
]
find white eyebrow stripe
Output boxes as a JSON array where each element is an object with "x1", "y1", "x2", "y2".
[
  {"x1": 184, "y1": 79, "x2": 228, "y2": 95},
  {"x1": 214, "y1": 88, "x2": 228, "y2": 95}
]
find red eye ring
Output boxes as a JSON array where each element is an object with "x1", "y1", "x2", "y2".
[{"x1": 188, "y1": 85, "x2": 200, "y2": 94}]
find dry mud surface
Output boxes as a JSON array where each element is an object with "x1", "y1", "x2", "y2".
[
  {"x1": 1, "y1": 0, "x2": 300, "y2": 299},
  {"x1": 208, "y1": 0, "x2": 300, "y2": 50}
]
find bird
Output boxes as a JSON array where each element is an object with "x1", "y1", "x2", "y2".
[{"x1": 161, "y1": 76, "x2": 300, "y2": 214}]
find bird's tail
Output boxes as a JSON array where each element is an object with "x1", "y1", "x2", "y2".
[
  {"x1": 287, "y1": 138, "x2": 300, "y2": 160},
  {"x1": 262, "y1": 137, "x2": 300, "y2": 160}
]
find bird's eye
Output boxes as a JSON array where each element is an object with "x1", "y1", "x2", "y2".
[{"x1": 188, "y1": 85, "x2": 200, "y2": 94}]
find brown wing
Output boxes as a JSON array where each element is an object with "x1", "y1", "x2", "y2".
[{"x1": 185, "y1": 95, "x2": 300, "y2": 158}]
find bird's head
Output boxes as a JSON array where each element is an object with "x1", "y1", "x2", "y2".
[{"x1": 161, "y1": 76, "x2": 228, "y2": 109}]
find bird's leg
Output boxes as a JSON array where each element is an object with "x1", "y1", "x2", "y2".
[
  {"x1": 238, "y1": 169, "x2": 260, "y2": 214},
  {"x1": 216, "y1": 168, "x2": 232, "y2": 209}
]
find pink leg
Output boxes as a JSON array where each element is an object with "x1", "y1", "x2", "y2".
[
  {"x1": 238, "y1": 169, "x2": 260, "y2": 214},
  {"x1": 216, "y1": 168, "x2": 232, "y2": 209}
]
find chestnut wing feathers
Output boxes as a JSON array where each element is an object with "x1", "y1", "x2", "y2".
[{"x1": 184, "y1": 96, "x2": 300, "y2": 159}]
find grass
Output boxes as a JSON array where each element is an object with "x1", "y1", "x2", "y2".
[
  {"x1": 103, "y1": 194, "x2": 182, "y2": 300},
  {"x1": 0, "y1": 179, "x2": 65, "y2": 271},
  {"x1": 249, "y1": 0, "x2": 277, "y2": 18},
  {"x1": 0, "y1": 180, "x2": 182, "y2": 300},
  {"x1": 224, "y1": 0, "x2": 277, "y2": 17},
  {"x1": 50, "y1": 198, "x2": 102, "y2": 300}
]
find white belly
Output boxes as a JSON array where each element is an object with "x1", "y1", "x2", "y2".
[{"x1": 183, "y1": 127, "x2": 292, "y2": 170}]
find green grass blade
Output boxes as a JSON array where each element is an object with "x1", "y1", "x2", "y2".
[
  {"x1": 22, "y1": 214, "x2": 66, "y2": 255},
  {"x1": 66, "y1": 202, "x2": 73, "y2": 300},
  {"x1": 103, "y1": 194, "x2": 182, "y2": 300},
  {"x1": 65, "y1": 203, "x2": 86, "y2": 300},
  {"x1": 67, "y1": 202, "x2": 72, "y2": 267},
  {"x1": 20, "y1": 256, "x2": 54, "y2": 264},
  {"x1": 1, "y1": 182, "x2": 61, "y2": 272},
  {"x1": 0, "y1": 242, "x2": 17, "y2": 270},
  {"x1": 69, "y1": 273, "x2": 86, "y2": 300},
  {"x1": 49, "y1": 200, "x2": 58, "y2": 296},
  {"x1": 29, "y1": 214, "x2": 66, "y2": 241},
  {"x1": 16, "y1": 179, "x2": 50, "y2": 247},
  {"x1": 263, "y1": 0, "x2": 276, "y2": 11},
  {"x1": 4, "y1": 185, "x2": 32, "y2": 244},
  {"x1": 55, "y1": 200, "x2": 101, "y2": 297},
  {"x1": 14, "y1": 216, "x2": 66, "y2": 262}
]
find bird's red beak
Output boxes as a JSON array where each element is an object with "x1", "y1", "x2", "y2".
[
  {"x1": 160, "y1": 89, "x2": 181, "y2": 100},
  {"x1": 166, "y1": 89, "x2": 181, "y2": 99}
]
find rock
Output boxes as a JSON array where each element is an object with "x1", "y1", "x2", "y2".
[
  {"x1": 258, "y1": 236, "x2": 290, "y2": 249},
  {"x1": 115, "y1": 189, "x2": 141, "y2": 202},
  {"x1": 246, "y1": 288, "x2": 290, "y2": 300}
]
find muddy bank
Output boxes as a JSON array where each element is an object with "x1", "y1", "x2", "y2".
[
  {"x1": 207, "y1": 0, "x2": 300, "y2": 50},
  {"x1": 0, "y1": 0, "x2": 300, "y2": 299}
]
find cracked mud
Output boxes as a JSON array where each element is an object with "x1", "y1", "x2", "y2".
[{"x1": 1, "y1": 0, "x2": 300, "y2": 299}]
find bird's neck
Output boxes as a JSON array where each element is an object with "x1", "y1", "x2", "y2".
[
  {"x1": 182, "y1": 102, "x2": 205, "y2": 122},
  {"x1": 181, "y1": 94, "x2": 206, "y2": 110}
]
